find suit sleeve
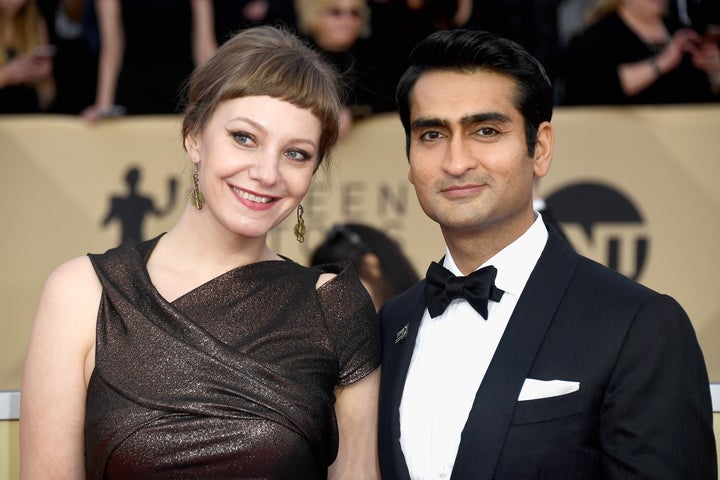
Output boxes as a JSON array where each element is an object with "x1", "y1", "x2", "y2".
[{"x1": 600, "y1": 294, "x2": 717, "y2": 478}]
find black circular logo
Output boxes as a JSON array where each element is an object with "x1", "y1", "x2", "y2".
[{"x1": 546, "y1": 182, "x2": 649, "y2": 281}]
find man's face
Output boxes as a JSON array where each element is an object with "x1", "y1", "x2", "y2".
[{"x1": 407, "y1": 70, "x2": 552, "y2": 241}]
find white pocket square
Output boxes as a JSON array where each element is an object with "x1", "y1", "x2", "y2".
[{"x1": 518, "y1": 378, "x2": 580, "y2": 401}]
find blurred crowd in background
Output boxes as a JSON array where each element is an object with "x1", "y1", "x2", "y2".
[{"x1": 2, "y1": 0, "x2": 719, "y2": 120}]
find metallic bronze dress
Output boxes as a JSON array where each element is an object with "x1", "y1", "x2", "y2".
[{"x1": 84, "y1": 236, "x2": 380, "y2": 479}]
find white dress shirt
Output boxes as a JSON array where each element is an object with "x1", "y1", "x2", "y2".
[{"x1": 399, "y1": 214, "x2": 549, "y2": 480}]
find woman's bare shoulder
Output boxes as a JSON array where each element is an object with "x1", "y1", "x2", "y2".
[{"x1": 35, "y1": 255, "x2": 102, "y2": 331}]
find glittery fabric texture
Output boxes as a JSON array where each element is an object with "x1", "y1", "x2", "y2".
[{"x1": 84, "y1": 236, "x2": 380, "y2": 479}]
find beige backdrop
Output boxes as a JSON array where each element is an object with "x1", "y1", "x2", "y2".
[
  {"x1": 2, "y1": 106, "x2": 720, "y2": 480},
  {"x1": 2, "y1": 106, "x2": 720, "y2": 392}
]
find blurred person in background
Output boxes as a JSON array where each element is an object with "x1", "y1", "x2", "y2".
[
  {"x1": 213, "y1": 0, "x2": 297, "y2": 45},
  {"x1": 295, "y1": 0, "x2": 381, "y2": 138},
  {"x1": 558, "y1": 0, "x2": 720, "y2": 47},
  {"x1": 461, "y1": 0, "x2": 563, "y2": 100},
  {"x1": 81, "y1": 0, "x2": 216, "y2": 122},
  {"x1": 367, "y1": 0, "x2": 473, "y2": 113},
  {"x1": 35, "y1": 0, "x2": 98, "y2": 114},
  {"x1": 310, "y1": 223, "x2": 420, "y2": 310},
  {"x1": 560, "y1": 0, "x2": 720, "y2": 105},
  {"x1": 0, "y1": 0, "x2": 55, "y2": 113}
]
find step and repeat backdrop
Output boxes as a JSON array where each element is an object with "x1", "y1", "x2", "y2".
[
  {"x1": 1, "y1": 106, "x2": 719, "y2": 385},
  {"x1": 2, "y1": 105, "x2": 720, "y2": 479}
]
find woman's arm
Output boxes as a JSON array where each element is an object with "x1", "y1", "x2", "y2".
[
  {"x1": 82, "y1": 0, "x2": 123, "y2": 121},
  {"x1": 20, "y1": 256, "x2": 101, "y2": 479},
  {"x1": 453, "y1": 0, "x2": 473, "y2": 27},
  {"x1": 0, "y1": 58, "x2": 33, "y2": 89},
  {"x1": 0, "y1": 14, "x2": 53, "y2": 91},
  {"x1": 33, "y1": 11, "x2": 56, "y2": 108},
  {"x1": 191, "y1": 0, "x2": 217, "y2": 65},
  {"x1": 691, "y1": 34, "x2": 720, "y2": 93},
  {"x1": 329, "y1": 368, "x2": 381, "y2": 480},
  {"x1": 618, "y1": 28, "x2": 700, "y2": 96}
]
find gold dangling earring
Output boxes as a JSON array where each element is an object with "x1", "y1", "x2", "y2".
[
  {"x1": 190, "y1": 165, "x2": 204, "y2": 210},
  {"x1": 293, "y1": 204, "x2": 306, "y2": 243}
]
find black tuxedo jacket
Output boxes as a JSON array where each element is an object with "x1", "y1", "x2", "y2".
[{"x1": 378, "y1": 227, "x2": 716, "y2": 479}]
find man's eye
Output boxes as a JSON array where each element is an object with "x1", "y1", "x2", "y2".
[
  {"x1": 420, "y1": 131, "x2": 444, "y2": 141},
  {"x1": 476, "y1": 127, "x2": 499, "y2": 137}
]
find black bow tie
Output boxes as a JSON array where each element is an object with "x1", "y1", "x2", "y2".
[{"x1": 425, "y1": 261, "x2": 505, "y2": 319}]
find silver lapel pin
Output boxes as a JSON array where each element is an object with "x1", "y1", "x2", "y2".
[{"x1": 395, "y1": 324, "x2": 409, "y2": 344}]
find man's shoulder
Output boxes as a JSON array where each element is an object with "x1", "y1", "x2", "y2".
[
  {"x1": 377, "y1": 281, "x2": 426, "y2": 330},
  {"x1": 574, "y1": 253, "x2": 654, "y2": 291},
  {"x1": 539, "y1": 232, "x2": 664, "y2": 307},
  {"x1": 563, "y1": 253, "x2": 681, "y2": 321},
  {"x1": 381, "y1": 280, "x2": 426, "y2": 311}
]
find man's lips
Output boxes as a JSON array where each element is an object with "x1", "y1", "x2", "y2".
[{"x1": 440, "y1": 184, "x2": 485, "y2": 197}]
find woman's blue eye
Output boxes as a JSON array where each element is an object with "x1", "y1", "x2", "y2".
[
  {"x1": 234, "y1": 133, "x2": 251, "y2": 144},
  {"x1": 287, "y1": 149, "x2": 311, "y2": 161}
]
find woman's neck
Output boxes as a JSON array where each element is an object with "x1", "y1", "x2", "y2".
[{"x1": 166, "y1": 203, "x2": 279, "y2": 268}]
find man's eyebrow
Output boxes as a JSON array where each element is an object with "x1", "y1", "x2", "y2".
[
  {"x1": 410, "y1": 112, "x2": 512, "y2": 130},
  {"x1": 460, "y1": 112, "x2": 512, "y2": 126},
  {"x1": 410, "y1": 117, "x2": 448, "y2": 130}
]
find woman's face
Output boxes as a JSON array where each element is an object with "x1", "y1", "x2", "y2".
[
  {"x1": 314, "y1": 0, "x2": 364, "y2": 52},
  {"x1": 185, "y1": 95, "x2": 322, "y2": 240}
]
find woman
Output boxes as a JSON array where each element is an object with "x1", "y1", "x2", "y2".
[
  {"x1": 213, "y1": 0, "x2": 297, "y2": 45},
  {"x1": 310, "y1": 223, "x2": 420, "y2": 310},
  {"x1": 20, "y1": 25, "x2": 381, "y2": 479},
  {"x1": 0, "y1": 0, "x2": 55, "y2": 113},
  {"x1": 561, "y1": 0, "x2": 720, "y2": 105},
  {"x1": 296, "y1": 0, "x2": 385, "y2": 136},
  {"x1": 82, "y1": 0, "x2": 216, "y2": 121}
]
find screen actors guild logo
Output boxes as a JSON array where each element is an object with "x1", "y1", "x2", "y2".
[{"x1": 102, "y1": 166, "x2": 178, "y2": 244}]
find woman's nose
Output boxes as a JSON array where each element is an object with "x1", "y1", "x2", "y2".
[{"x1": 249, "y1": 151, "x2": 280, "y2": 186}]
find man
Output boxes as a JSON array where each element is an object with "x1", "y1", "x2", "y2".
[{"x1": 377, "y1": 29, "x2": 716, "y2": 479}]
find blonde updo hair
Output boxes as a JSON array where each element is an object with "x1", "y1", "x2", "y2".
[{"x1": 181, "y1": 25, "x2": 343, "y2": 169}]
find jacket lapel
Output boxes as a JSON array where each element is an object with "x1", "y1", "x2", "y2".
[
  {"x1": 451, "y1": 229, "x2": 578, "y2": 479},
  {"x1": 378, "y1": 281, "x2": 428, "y2": 480}
]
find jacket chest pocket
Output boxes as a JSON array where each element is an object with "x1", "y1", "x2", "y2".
[{"x1": 511, "y1": 389, "x2": 585, "y2": 425}]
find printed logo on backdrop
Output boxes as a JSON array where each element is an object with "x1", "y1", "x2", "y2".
[
  {"x1": 103, "y1": 166, "x2": 178, "y2": 244},
  {"x1": 267, "y1": 180, "x2": 412, "y2": 255},
  {"x1": 546, "y1": 182, "x2": 649, "y2": 281}
]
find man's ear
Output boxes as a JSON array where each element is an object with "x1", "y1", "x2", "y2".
[
  {"x1": 533, "y1": 121, "x2": 553, "y2": 178},
  {"x1": 407, "y1": 160, "x2": 417, "y2": 186}
]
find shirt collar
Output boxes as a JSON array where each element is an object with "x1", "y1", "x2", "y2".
[{"x1": 443, "y1": 213, "x2": 548, "y2": 296}]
